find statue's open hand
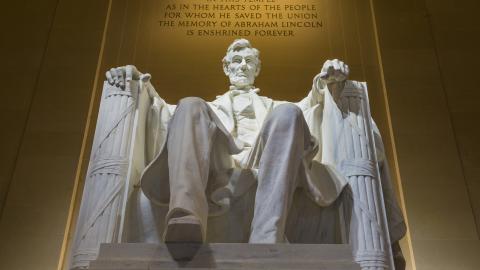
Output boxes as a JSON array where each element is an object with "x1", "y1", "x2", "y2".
[
  {"x1": 319, "y1": 59, "x2": 350, "y2": 83},
  {"x1": 106, "y1": 65, "x2": 142, "y2": 90}
]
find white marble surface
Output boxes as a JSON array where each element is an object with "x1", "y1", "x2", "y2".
[{"x1": 70, "y1": 39, "x2": 405, "y2": 270}]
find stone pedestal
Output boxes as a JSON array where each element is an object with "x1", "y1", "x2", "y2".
[{"x1": 88, "y1": 243, "x2": 360, "y2": 270}]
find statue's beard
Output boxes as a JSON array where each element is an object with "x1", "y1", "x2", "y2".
[{"x1": 229, "y1": 76, "x2": 254, "y2": 89}]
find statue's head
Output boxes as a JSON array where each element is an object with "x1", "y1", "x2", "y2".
[{"x1": 223, "y1": 39, "x2": 261, "y2": 89}]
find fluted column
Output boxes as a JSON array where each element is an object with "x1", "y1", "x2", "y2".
[
  {"x1": 339, "y1": 85, "x2": 394, "y2": 270},
  {"x1": 69, "y1": 81, "x2": 139, "y2": 270}
]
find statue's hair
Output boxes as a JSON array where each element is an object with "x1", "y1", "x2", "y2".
[{"x1": 222, "y1": 39, "x2": 260, "y2": 64}]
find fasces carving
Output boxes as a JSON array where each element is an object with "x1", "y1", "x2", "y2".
[
  {"x1": 69, "y1": 39, "x2": 406, "y2": 270},
  {"x1": 69, "y1": 81, "x2": 140, "y2": 269}
]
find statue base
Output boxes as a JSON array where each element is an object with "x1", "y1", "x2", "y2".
[{"x1": 88, "y1": 243, "x2": 360, "y2": 269}]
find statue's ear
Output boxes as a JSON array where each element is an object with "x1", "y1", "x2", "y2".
[
  {"x1": 255, "y1": 62, "x2": 261, "y2": 77},
  {"x1": 223, "y1": 60, "x2": 230, "y2": 76}
]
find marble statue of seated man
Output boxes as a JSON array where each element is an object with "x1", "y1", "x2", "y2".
[
  {"x1": 105, "y1": 39, "x2": 405, "y2": 250},
  {"x1": 67, "y1": 38, "x2": 406, "y2": 270}
]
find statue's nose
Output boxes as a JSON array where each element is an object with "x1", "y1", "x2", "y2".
[{"x1": 240, "y1": 59, "x2": 248, "y2": 70}]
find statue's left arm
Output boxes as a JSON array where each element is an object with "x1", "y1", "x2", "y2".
[
  {"x1": 301, "y1": 59, "x2": 406, "y2": 270},
  {"x1": 295, "y1": 59, "x2": 350, "y2": 109}
]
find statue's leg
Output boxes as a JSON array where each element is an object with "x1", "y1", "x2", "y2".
[
  {"x1": 164, "y1": 97, "x2": 224, "y2": 243},
  {"x1": 249, "y1": 104, "x2": 314, "y2": 243}
]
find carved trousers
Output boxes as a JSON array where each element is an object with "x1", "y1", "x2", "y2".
[{"x1": 166, "y1": 97, "x2": 313, "y2": 243}]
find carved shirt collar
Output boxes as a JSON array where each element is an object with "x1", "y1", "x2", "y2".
[{"x1": 228, "y1": 86, "x2": 260, "y2": 96}]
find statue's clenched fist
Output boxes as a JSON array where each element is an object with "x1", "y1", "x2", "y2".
[
  {"x1": 319, "y1": 59, "x2": 349, "y2": 84},
  {"x1": 106, "y1": 65, "x2": 143, "y2": 90}
]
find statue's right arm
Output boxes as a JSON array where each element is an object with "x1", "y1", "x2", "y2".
[
  {"x1": 106, "y1": 65, "x2": 175, "y2": 163},
  {"x1": 105, "y1": 65, "x2": 175, "y2": 109}
]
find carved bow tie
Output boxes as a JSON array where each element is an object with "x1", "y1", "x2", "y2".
[{"x1": 229, "y1": 87, "x2": 260, "y2": 97}]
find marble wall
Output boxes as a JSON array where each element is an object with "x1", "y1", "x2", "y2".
[
  {"x1": 0, "y1": 0, "x2": 109, "y2": 269},
  {"x1": 373, "y1": 0, "x2": 480, "y2": 269},
  {"x1": 424, "y1": 0, "x2": 480, "y2": 238},
  {"x1": 0, "y1": 0, "x2": 478, "y2": 269}
]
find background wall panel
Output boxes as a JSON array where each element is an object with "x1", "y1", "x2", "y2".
[
  {"x1": 373, "y1": 0, "x2": 480, "y2": 269},
  {"x1": 0, "y1": 0, "x2": 109, "y2": 269}
]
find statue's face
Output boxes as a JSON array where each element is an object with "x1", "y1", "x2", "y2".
[{"x1": 225, "y1": 48, "x2": 260, "y2": 89}]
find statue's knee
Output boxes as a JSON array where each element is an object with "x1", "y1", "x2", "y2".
[
  {"x1": 269, "y1": 104, "x2": 303, "y2": 125},
  {"x1": 177, "y1": 97, "x2": 207, "y2": 113},
  {"x1": 178, "y1": 97, "x2": 207, "y2": 107}
]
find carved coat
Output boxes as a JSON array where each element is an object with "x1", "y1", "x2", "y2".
[{"x1": 139, "y1": 78, "x2": 406, "y2": 243}]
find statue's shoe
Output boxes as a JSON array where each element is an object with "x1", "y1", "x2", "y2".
[{"x1": 163, "y1": 215, "x2": 203, "y2": 243}]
